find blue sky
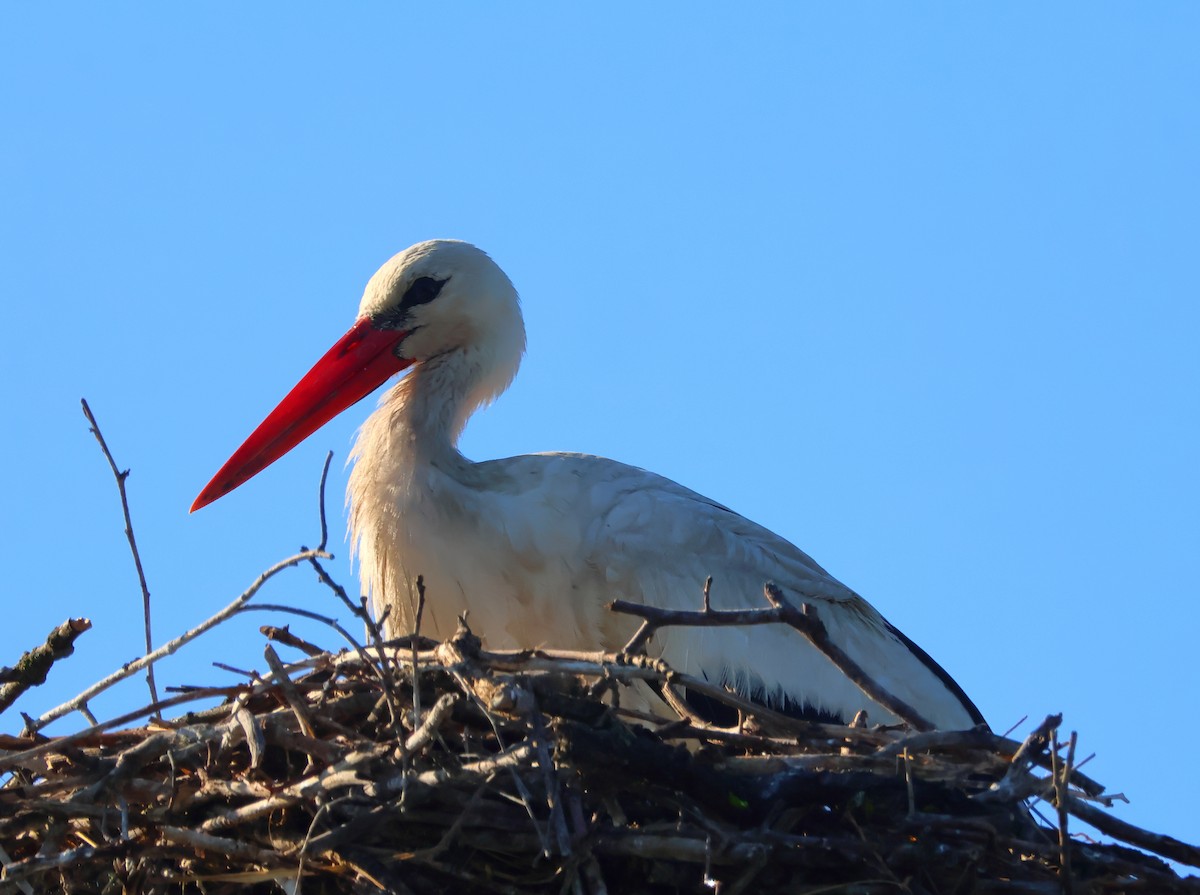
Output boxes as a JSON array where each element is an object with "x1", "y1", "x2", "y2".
[{"x1": 3, "y1": 4, "x2": 1198, "y2": 858}]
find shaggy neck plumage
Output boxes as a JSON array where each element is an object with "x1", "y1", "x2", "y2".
[
  {"x1": 350, "y1": 352, "x2": 485, "y2": 499},
  {"x1": 347, "y1": 347, "x2": 511, "y2": 630}
]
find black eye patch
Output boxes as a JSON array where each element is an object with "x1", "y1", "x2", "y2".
[
  {"x1": 375, "y1": 276, "x2": 449, "y2": 330},
  {"x1": 401, "y1": 276, "x2": 448, "y2": 310}
]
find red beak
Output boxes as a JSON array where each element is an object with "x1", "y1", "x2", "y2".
[{"x1": 191, "y1": 317, "x2": 411, "y2": 512}]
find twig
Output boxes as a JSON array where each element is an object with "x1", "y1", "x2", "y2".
[
  {"x1": 1060, "y1": 730, "x2": 1077, "y2": 889},
  {"x1": 316, "y1": 450, "x2": 333, "y2": 552},
  {"x1": 28, "y1": 548, "x2": 328, "y2": 733},
  {"x1": 403, "y1": 691, "x2": 458, "y2": 754},
  {"x1": 260, "y1": 624, "x2": 325, "y2": 657},
  {"x1": 1066, "y1": 794, "x2": 1200, "y2": 868},
  {"x1": 611, "y1": 583, "x2": 935, "y2": 731},
  {"x1": 241, "y1": 604, "x2": 370, "y2": 656},
  {"x1": 263, "y1": 644, "x2": 317, "y2": 738},
  {"x1": 410, "y1": 774, "x2": 496, "y2": 862},
  {"x1": 1, "y1": 683, "x2": 263, "y2": 772},
  {"x1": 81, "y1": 398, "x2": 160, "y2": 714},
  {"x1": 760, "y1": 584, "x2": 933, "y2": 731},
  {"x1": 0, "y1": 618, "x2": 92, "y2": 715},
  {"x1": 302, "y1": 455, "x2": 403, "y2": 731},
  {"x1": 160, "y1": 824, "x2": 291, "y2": 865},
  {"x1": 980, "y1": 713, "x2": 1063, "y2": 804},
  {"x1": 413, "y1": 574, "x2": 427, "y2": 726}
]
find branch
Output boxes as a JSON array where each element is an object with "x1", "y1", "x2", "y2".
[
  {"x1": 316, "y1": 450, "x2": 333, "y2": 552},
  {"x1": 1067, "y1": 794, "x2": 1200, "y2": 869},
  {"x1": 0, "y1": 618, "x2": 92, "y2": 715},
  {"x1": 760, "y1": 584, "x2": 934, "y2": 732},
  {"x1": 610, "y1": 582, "x2": 935, "y2": 731},
  {"x1": 302, "y1": 449, "x2": 403, "y2": 730},
  {"x1": 28, "y1": 548, "x2": 329, "y2": 732},
  {"x1": 81, "y1": 398, "x2": 160, "y2": 713}
]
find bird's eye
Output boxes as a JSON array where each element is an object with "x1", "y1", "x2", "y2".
[
  {"x1": 401, "y1": 276, "x2": 448, "y2": 310},
  {"x1": 375, "y1": 276, "x2": 449, "y2": 330}
]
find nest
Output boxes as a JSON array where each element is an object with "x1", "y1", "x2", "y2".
[
  {"x1": 3, "y1": 606, "x2": 1199, "y2": 895},
  {"x1": 4, "y1": 409, "x2": 1197, "y2": 893}
]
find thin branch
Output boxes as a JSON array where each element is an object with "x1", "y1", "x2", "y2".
[
  {"x1": 404, "y1": 691, "x2": 458, "y2": 755},
  {"x1": 413, "y1": 574, "x2": 426, "y2": 726},
  {"x1": 610, "y1": 582, "x2": 935, "y2": 731},
  {"x1": 240, "y1": 603, "x2": 370, "y2": 655},
  {"x1": 1052, "y1": 729, "x2": 1077, "y2": 891},
  {"x1": 260, "y1": 624, "x2": 325, "y2": 657},
  {"x1": 81, "y1": 398, "x2": 160, "y2": 714},
  {"x1": 243, "y1": 602, "x2": 402, "y2": 732},
  {"x1": 263, "y1": 644, "x2": 317, "y2": 738},
  {"x1": 0, "y1": 683, "x2": 261, "y2": 773},
  {"x1": 316, "y1": 450, "x2": 333, "y2": 552},
  {"x1": 1065, "y1": 793, "x2": 1200, "y2": 869},
  {"x1": 302, "y1": 452, "x2": 403, "y2": 731},
  {"x1": 29, "y1": 548, "x2": 328, "y2": 732},
  {"x1": 760, "y1": 584, "x2": 934, "y2": 731}
]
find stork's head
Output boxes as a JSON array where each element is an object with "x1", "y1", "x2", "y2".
[
  {"x1": 191, "y1": 240, "x2": 524, "y2": 512},
  {"x1": 360, "y1": 240, "x2": 523, "y2": 368}
]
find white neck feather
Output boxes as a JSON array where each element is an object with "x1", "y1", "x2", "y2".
[{"x1": 346, "y1": 342, "x2": 520, "y2": 629}]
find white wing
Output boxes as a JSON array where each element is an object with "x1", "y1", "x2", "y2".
[
  {"x1": 368, "y1": 451, "x2": 983, "y2": 730},
  {"x1": 572, "y1": 455, "x2": 982, "y2": 729}
]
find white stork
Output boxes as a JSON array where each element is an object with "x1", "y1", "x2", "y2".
[{"x1": 192, "y1": 239, "x2": 985, "y2": 730}]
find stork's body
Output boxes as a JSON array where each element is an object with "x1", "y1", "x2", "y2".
[{"x1": 194, "y1": 240, "x2": 985, "y2": 730}]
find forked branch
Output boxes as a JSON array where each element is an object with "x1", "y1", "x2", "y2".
[{"x1": 610, "y1": 582, "x2": 935, "y2": 731}]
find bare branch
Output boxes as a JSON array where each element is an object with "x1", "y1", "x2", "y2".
[
  {"x1": 0, "y1": 618, "x2": 92, "y2": 715},
  {"x1": 29, "y1": 548, "x2": 328, "y2": 732},
  {"x1": 260, "y1": 624, "x2": 325, "y2": 657},
  {"x1": 610, "y1": 582, "x2": 935, "y2": 731},
  {"x1": 316, "y1": 450, "x2": 334, "y2": 552},
  {"x1": 760, "y1": 584, "x2": 934, "y2": 732},
  {"x1": 1066, "y1": 792, "x2": 1200, "y2": 869},
  {"x1": 80, "y1": 398, "x2": 160, "y2": 713}
]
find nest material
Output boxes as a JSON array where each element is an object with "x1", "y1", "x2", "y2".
[{"x1": 2, "y1": 619, "x2": 1198, "y2": 895}]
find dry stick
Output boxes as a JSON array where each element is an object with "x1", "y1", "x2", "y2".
[
  {"x1": 478, "y1": 648, "x2": 815, "y2": 736},
  {"x1": 433, "y1": 626, "x2": 555, "y2": 857},
  {"x1": 0, "y1": 682, "x2": 255, "y2": 773},
  {"x1": 241, "y1": 604, "x2": 373, "y2": 657},
  {"x1": 979, "y1": 713, "x2": 1067, "y2": 805},
  {"x1": 260, "y1": 624, "x2": 325, "y2": 657},
  {"x1": 610, "y1": 582, "x2": 935, "y2": 731},
  {"x1": 590, "y1": 576, "x2": 711, "y2": 700},
  {"x1": 410, "y1": 774, "x2": 497, "y2": 863},
  {"x1": 760, "y1": 584, "x2": 934, "y2": 731},
  {"x1": 0, "y1": 618, "x2": 92, "y2": 715},
  {"x1": 404, "y1": 691, "x2": 458, "y2": 754},
  {"x1": 160, "y1": 824, "x2": 290, "y2": 866},
  {"x1": 243, "y1": 603, "x2": 406, "y2": 745},
  {"x1": 412, "y1": 574, "x2": 427, "y2": 726},
  {"x1": 1051, "y1": 729, "x2": 1074, "y2": 895},
  {"x1": 304, "y1": 450, "x2": 403, "y2": 731},
  {"x1": 28, "y1": 548, "x2": 328, "y2": 733},
  {"x1": 1062, "y1": 731, "x2": 1077, "y2": 888},
  {"x1": 293, "y1": 799, "x2": 335, "y2": 895},
  {"x1": 1065, "y1": 793, "x2": 1200, "y2": 869},
  {"x1": 263, "y1": 644, "x2": 317, "y2": 738},
  {"x1": 81, "y1": 398, "x2": 159, "y2": 715},
  {"x1": 0, "y1": 842, "x2": 136, "y2": 889},
  {"x1": 315, "y1": 450, "x2": 333, "y2": 553},
  {"x1": 265, "y1": 575, "x2": 401, "y2": 731}
]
